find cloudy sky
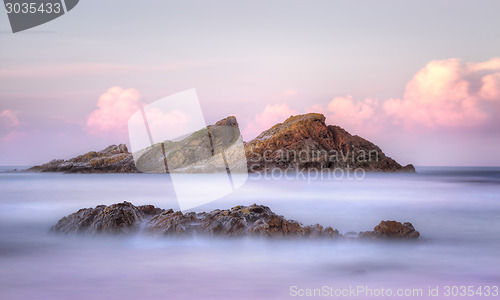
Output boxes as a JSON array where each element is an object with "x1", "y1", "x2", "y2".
[{"x1": 1, "y1": 0, "x2": 499, "y2": 166}]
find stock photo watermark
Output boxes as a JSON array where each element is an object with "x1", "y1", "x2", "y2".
[
  {"x1": 250, "y1": 164, "x2": 367, "y2": 182},
  {"x1": 290, "y1": 284, "x2": 499, "y2": 298},
  {"x1": 247, "y1": 146, "x2": 379, "y2": 181},
  {"x1": 128, "y1": 89, "x2": 248, "y2": 211},
  {"x1": 3, "y1": 0, "x2": 79, "y2": 33},
  {"x1": 127, "y1": 89, "x2": 379, "y2": 210}
]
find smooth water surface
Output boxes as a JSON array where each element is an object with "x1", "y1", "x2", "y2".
[{"x1": 0, "y1": 167, "x2": 499, "y2": 299}]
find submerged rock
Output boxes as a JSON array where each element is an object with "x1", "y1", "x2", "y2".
[
  {"x1": 51, "y1": 202, "x2": 420, "y2": 240},
  {"x1": 360, "y1": 220, "x2": 420, "y2": 240}
]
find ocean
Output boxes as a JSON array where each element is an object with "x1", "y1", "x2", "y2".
[{"x1": 0, "y1": 167, "x2": 499, "y2": 299}]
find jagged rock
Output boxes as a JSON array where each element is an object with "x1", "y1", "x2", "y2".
[
  {"x1": 133, "y1": 116, "x2": 245, "y2": 174},
  {"x1": 29, "y1": 113, "x2": 414, "y2": 174},
  {"x1": 359, "y1": 220, "x2": 420, "y2": 240},
  {"x1": 214, "y1": 115, "x2": 239, "y2": 127},
  {"x1": 51, "y1": 202, "x2": 420, "y2": 241},
  {"x1": 51, "y1": 202, "x2": 341, "y2": 239},
  {"x1": 144, "y1": 203, "x2": 341, "y2": 238},
  {"x1": 245, "y1": 113, "x2": 415, "y2": 173},
  {"x1": 28, "y1": 144, "x2": 139, "y2": 173},
  {"x1": 401, "y1": 164, "x2": 416, "y2": 172},
  {"x1": 50, "y1": 202, "x2": 163, "y2": 235}
]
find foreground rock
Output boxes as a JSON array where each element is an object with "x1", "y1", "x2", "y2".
[
  {"x1": 51, "y1": 202, "x2": 420, "y2": 240},
  {"x1": 360, "y1": 220, "x2": 420, "y2": 240},
  {"x1": 144, "y1": 204, "x2": 340, "y2": 238},
  {"x1": 28, "y1": 144, "x2": 138, "y2": 173},
  {"x1": 52, "y1": 202, "x2": 340, "y2": 238},
  {"x1": 51, "y1": 202, "x2": 164, "y2": 234}
]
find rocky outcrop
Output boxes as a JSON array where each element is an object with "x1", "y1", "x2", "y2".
[
  {"x1": 51, "y1": 202, "x2": 340, "y2": 238},
  {"x1": 30, "y1": 113, "x2": 414, "y2": 173},
  {"x1": 144, "y1": 204, "x2": 340, "y2": 238},
  {"x1": 28, "y1": 144, "x2": 138, "y2": 173},
  {"x1": 132, "y1": 116, "x2": 246, "y2": 174},
  {"x1": 51, "y1": 202, "x2": 420, "y2": 240},
  {"x1": 50, "y1": 202, "x2": 164, "y2": 235},
  {"x1": 360, "y1": 220, "x2": 420, "y2": 240},
  {"x1": 245, "y1": 113, "x2": 415, "y2": 172}
]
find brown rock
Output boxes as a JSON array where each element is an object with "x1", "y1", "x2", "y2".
[
  {"x1": 28, "y1": 144, "x2": 139, "y2": 173},
  {"x1": 51, "y1": 202, "x2": 342, "y2": 239},
  {"x1": 360, "y1": 220, "x2": 420, "y2": 240},
  {"x1": 128, "y1": 116, "x2": 244, "y2": 174},
  {"x1": 245, "y1": 113, "x2": 414, "y2": 173},
  {"x1": 28, "y1": 113, "x2": 415, "y2": 174},
  {"x1": 51, "y1": 202, "x2": 421, "y2": 241},
  {"x1": 50, "y1": 201, "x2": 163, "y2": 235},
  {"x1": 144, "y1": 203, "x2": 337, "y2": 238}
]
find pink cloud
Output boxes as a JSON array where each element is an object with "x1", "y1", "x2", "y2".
[
  {"x1": 86, "y1": 87, "x2": 142, "y2": 137},
  {"x1": 479, "y1": 73, "x2": 500, "y2": 100},
  {"x1": 246, "y1": 58, "x2": 500, "y2": 142},
  {"x1": 282, "y1": 89, "x2": 299, "y2": 97},
  {"x1": 0, "y1": 109, "x2": 19, "y2": 127},
  {"x1": 0, "y1": 110, "x2": 27, "y2": 143},
  {"x1": 304, "y1": 96, "x2": 382, "y2": 138},
  {"x1": 327, "y1": 96, "x2": 378, "y2": 129},
  {"x1": 144, "y1": 108, "x2": 192, "y2": 141},
  {"x1": 384, "y1": 58, "x2": 500, "y2": 129},
  {"x1": 243, "y1": 103, "x2": 297, "y2": 140},
  {"x1": 0, "y1": 109, "x2": 20, "y2": 136}
]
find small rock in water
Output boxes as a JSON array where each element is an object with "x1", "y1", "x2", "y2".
[{"x1": 359, "y1": 220, "x2": 420, "y2": 240}]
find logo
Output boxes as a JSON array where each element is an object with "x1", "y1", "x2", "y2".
[
  {"x1": 128, "y1": 89, "x2": 248, "y2": 211},
  {"x1": 3, "y1": 0, "x2": 79, "y2": 33}
]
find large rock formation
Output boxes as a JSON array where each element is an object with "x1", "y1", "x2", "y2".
[
  {"x1": 51, "y1": 202, "x2": 420, "y2": 240},
  {"x1": 51, "y1": 202, "x2": 341, "y2": 238},
  {"x1": 29, "y1": 113, "x2": 414, "y2": 173},
  {"x1": 132, "y1": 116, "x2": 246, "y2": 174},
  {"x1": 28, "y1": 144, "x2": 138, "y2": 173},
  {"x1": 29, "y1": 117, "x2": 244, "y2": 174},
  {"x1": 245, "y1": 113, "x2": 415, "y2": 172}
]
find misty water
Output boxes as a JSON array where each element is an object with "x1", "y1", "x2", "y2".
[{"x1": 0, "y1": 167, "x2": 499, "y2": 299}]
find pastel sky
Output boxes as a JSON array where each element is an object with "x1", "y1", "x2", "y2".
[{"x1": 1, "y1": 0, "x2": 499, "y2": 166}]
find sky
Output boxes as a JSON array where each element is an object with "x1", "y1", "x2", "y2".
[{"x1": 1, "y1": 0, "x2": 499, "y2": 166}]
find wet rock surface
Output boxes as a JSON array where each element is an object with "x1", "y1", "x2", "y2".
[
  {"x1": 51, "y1": 202, "x2": 420, "y2": 240},
  {"x1": 50, "y1": 202, "x2": 164, "y2": 235},
  {"x1": 360, "y1": 220, "x2": 420, "y2": 240},
  {"x1": 144, "y1": 204, "x2": 340, "y2": 238}
]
